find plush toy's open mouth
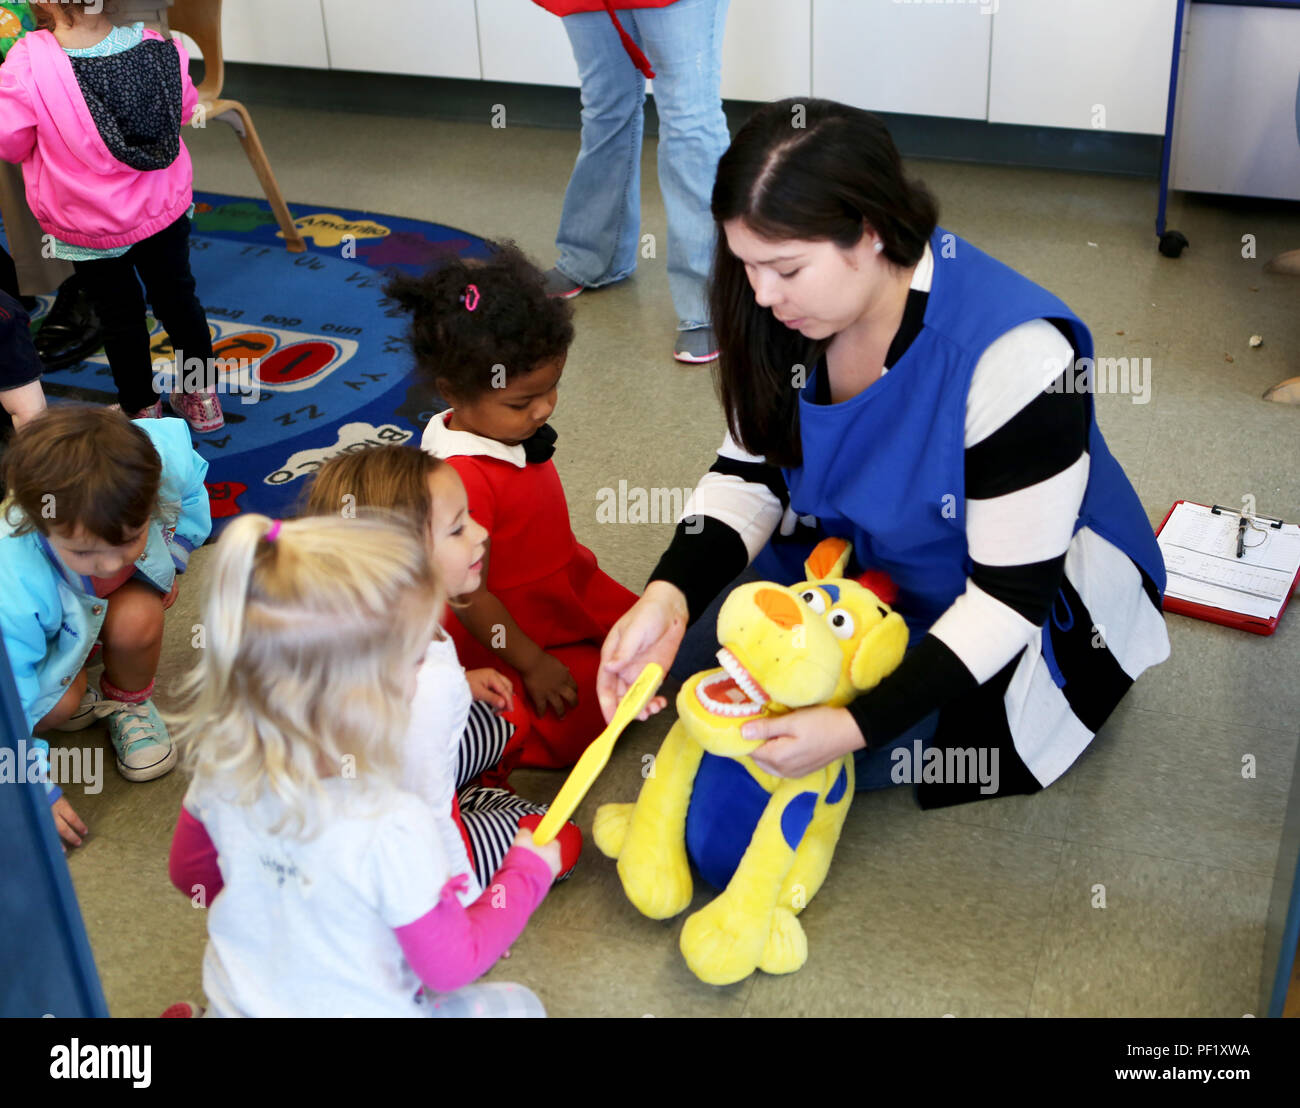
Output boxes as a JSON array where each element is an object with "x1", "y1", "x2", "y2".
[{"x1": 694, "y1": 648, "x2": 772, "y2": 717}]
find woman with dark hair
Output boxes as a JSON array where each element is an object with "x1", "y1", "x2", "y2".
[{"x1": 597, "y1": 98, "x2": 1170, "y2": 807}]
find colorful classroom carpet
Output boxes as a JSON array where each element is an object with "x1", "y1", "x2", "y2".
[{"x1": 32, "y1": 191, "x2": 492, "y2": 534}]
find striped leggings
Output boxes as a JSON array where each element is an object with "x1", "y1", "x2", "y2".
[{"x1": 456, "y1": 701, "x2": 547, "y2": 889}]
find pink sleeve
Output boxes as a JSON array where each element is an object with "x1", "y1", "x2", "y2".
[
  {"x1": 395, "y1": 846, "x2": 552, "y2": 993},
  {"x1": 0, "y1": 45, "x2": 38, "y2": 164},
  {"x1": 168, "y1": 806, "x2": 224, "y2": 902}
]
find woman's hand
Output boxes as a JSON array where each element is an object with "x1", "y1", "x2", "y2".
[
  {"x1": 521, "y1": 652, "x2": 578, "y2": 719},
  {"x1": 51, "y1": 796, "x2": 88, "y2": 849},
  {"x1": 597, "y1": 581, "x2": 686, "y2": 723},
  {"x1": 467, "y1": 667, "x2": 514, "y2": 712},
  {"x1": 741, "y1": 706, "x2": 866, "y2": 779}
]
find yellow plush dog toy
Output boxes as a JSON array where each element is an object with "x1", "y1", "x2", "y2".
[{"x1": 593, "y1": 537, "x2": 908, "y2": 985}]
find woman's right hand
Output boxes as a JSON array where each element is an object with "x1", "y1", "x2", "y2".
[{"x1": 597, "y1": 581, "x2": 688, "y2": 724}]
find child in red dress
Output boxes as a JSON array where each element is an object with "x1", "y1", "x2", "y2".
[{"x1": 386, "y1": 242, "x2": 638, "y2": 773}]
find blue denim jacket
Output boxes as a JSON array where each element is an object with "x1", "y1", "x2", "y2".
[{"x1": 0, "y1": 419, "x2": 212, "y2": 778}]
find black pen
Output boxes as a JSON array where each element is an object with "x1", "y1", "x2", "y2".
[{"x1": 1236, "y1": 514, "x2": 1247, "y2": 558}]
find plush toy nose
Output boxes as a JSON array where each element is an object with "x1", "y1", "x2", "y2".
[{"x1": 755, "y1": 588, "x2": 802, "y2": 630}]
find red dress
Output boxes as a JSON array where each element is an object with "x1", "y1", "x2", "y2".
[{"x1": 425, "y1": 412, "x2": 636, "y2": 771}]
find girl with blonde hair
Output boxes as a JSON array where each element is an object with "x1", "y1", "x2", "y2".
[
  {"x1": 302, "y1": 444, "x2": 583, "y2": 900},
  {"x1": 167, "y1": 512, "x2": 561, "y2": 1018}
]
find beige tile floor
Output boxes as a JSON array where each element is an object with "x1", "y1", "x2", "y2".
[{"x1": 49, "y1": 102, "x2": 1300, "y2": 1017}]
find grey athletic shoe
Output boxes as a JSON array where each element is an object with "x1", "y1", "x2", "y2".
[
  {"x1": 543, "y1": 268, "x2": 584, "y2": 299},
  {"x1": 673, "y1": 327, "x2": 719, "y2": 364}
]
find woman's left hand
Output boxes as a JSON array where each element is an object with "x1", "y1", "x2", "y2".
[{"x1": 741, "y1": 706, "x2": 866, "y2": 779}]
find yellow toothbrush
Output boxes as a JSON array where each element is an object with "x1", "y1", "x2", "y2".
[{"x1": 530, "y1": 663, "x2": 665, "y2": 845}]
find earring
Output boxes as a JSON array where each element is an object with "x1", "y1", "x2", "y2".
[{"x1": 873, "y1": 240, "x2": 884, "y2": 254}]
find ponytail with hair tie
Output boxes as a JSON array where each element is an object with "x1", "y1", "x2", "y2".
[{"x1": 203, "y1": 513, "x2": 277, "y2": 686}]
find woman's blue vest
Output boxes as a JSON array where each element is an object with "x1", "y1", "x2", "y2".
[{"x1": 767, "y1": 227, "x2": 1164, "y2": 640}]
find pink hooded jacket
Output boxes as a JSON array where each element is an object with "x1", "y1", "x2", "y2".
[{"x1": 0, "y1": 27, "x2": 198, "y2": 250}]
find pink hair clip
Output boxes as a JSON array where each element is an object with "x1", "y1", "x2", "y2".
[
  {"x1": 460, "y1": 284, "x2": 480, "y2": 312},
  {"x1": 266, "y1": 520, "x2": 282, "y2": 542}
]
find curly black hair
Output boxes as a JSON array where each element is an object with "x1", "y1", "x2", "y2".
[{"x1": 384, "y1": 240, "x2": 575, "y2": 403}]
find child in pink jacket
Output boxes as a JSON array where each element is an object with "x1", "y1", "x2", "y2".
[{"x1": 0, "y1": 1, "x2": 223, "y2": 431}]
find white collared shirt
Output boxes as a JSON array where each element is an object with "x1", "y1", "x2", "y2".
[{"x1": 421, "y1": 410, "x2": 527, "y2": 468}]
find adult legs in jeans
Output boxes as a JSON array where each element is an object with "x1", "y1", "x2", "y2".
[
  {"x1": 558, "y1": 0, "x2": 731, "y2": 328},
  {"x1": 556, "y1": 12, "x2": 647, "y2": 291},
  {"x1": 629, "y1": 0, "x2": 731, "y2": 330}
]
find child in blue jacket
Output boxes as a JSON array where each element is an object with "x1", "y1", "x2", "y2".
[{"x1": 0, "y1": 404, "x2": 211, "y2": 846}]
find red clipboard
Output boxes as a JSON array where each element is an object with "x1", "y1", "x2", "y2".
[{"x1": 1156, "y1": 500, "x2": 1300, "y2": 636}]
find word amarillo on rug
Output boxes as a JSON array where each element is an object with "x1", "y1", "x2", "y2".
[{"x1": 889, "y1": 739, "x2": 1000, "y2": 795}]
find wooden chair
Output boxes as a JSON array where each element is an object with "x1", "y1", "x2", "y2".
[{"x1": 165, "y1": 0, "x2": 306, "y2": 252}]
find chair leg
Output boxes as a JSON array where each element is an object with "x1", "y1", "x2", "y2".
[{"x1": 218, "y1": 103, "x2": 306, "y2": 253}]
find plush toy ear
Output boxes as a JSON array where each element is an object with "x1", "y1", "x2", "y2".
[
  {"x1": 849, "y1": 611, "x2": 909, "y2": 692},
  {"x1": 804, "y1": 537, "x2": 852, "y2": 582},
  {"x1": 855, "y1": 568, "x2": 898, "y2": 606}
]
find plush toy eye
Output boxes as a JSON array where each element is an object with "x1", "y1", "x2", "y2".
[
  {"x1": 799, "y1": 589, "x2": 826, "y2": 614},
  {"x1": 827, "y1": 608, "x2": 855, "y2": 639}
]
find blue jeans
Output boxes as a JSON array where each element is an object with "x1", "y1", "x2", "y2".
[{"x1": 557, "y1": 0, "x2": 731, "y2": 330}]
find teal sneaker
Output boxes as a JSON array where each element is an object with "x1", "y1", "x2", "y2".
[{"x1": 104, "y1": 699, "x2": 176, "y2": 782}]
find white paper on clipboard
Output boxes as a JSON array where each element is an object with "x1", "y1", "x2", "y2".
[{"x1": 1157, "y1": 502, "x2": 1300, "y2": 621}]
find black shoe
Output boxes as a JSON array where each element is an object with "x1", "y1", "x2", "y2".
[{"x1": 33, "y1": 280, "x2": 105, "y2": 371}]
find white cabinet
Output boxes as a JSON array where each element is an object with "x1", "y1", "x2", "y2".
[
  {"x1": 987, "y1": 0, "x2": 1178, "y2": 135},
  {"x1": 722, "y1": 0, "x2": 811, "y2": 102},
  {"x1": 812, "y1": 0, "x2": 992, "y2": 121},
  {"x1": 1171, "y1": 3, "x2": 1300, "y2": 202},
  {"x1": 321, "y1": 0, "x2": 480, "y2": 79},
  {"x1": 208, "y1": 0, "x2": 1187, "y2": 147},
  {"x1": 219, "y1": 0, "x2": 331, "y2": 70},
  {"x1": 477, "y1": 0, "x2": 579, "y2": 87}
]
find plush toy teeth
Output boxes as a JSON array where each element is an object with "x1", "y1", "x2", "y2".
[
  {"x1": 712, "y1": 648, "x2": 771, "y2": 709},
  {"x1": 695, "y1": 671, "x2": 762, "y2": 716}
]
